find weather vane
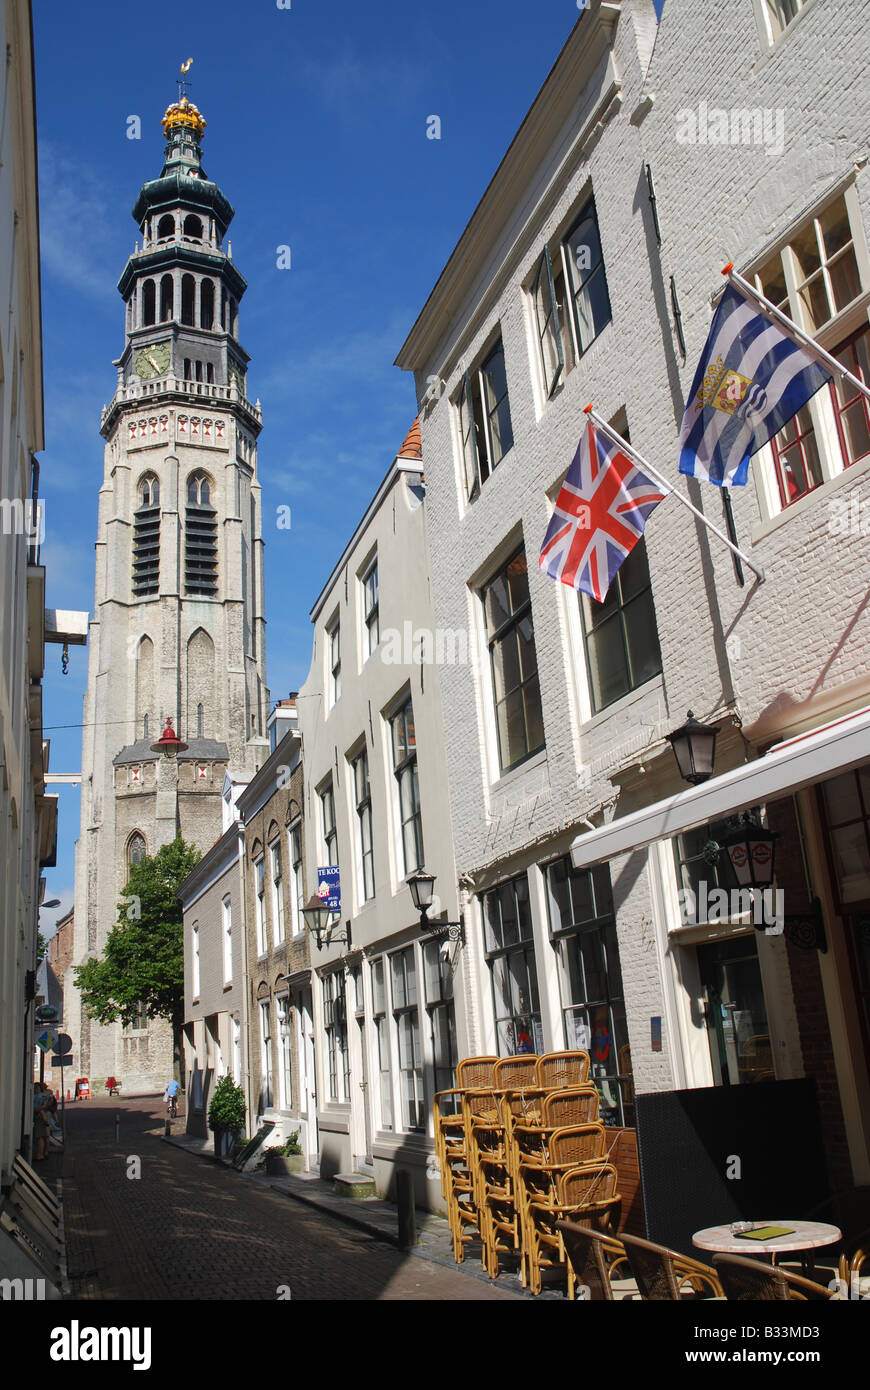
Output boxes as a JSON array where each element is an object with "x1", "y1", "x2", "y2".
[{"x1": 177, "y1": 57, "x2": 193, "y2": 103}]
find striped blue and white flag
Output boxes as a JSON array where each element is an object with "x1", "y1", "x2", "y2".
[{"x1": 678, "y1": 284, "x2": 833, "y2": 487}]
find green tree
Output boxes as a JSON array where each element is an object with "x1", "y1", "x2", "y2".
[{"x1": 73, "y1": 837, "x2": 200, "y2": 1058}]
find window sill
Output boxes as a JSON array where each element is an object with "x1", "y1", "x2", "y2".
[
  {"x1": 582, "y1": 672, "x2": 665, "y2": 736},
  {"x1": 751, "y1": 452, "x2": 870, "y2": 544},
  {"x1": 753, "y1": 0, "x2": 818, "y2": 66},
  {"x1": 492, "y1": 745, "x2": 548, "y2": 791}
]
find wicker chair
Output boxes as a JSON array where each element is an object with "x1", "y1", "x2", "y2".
[
  {"x1": 620, "y1": 1232, "x2": 723, "y2": 1300},
  {"x1": 478, "y1": 1156, "x2": 520, "y2": 1279},
  {"x1": 525, "y1": 1163, "x2": 621, "y2": 1297},
  {"x1": 432, "y1": 1057, "x2": 498, "y2": 1200},
  {"x1": 535, "y1": 1050, "x2": 590, "y2": 1090},
  {"x1": 557, "y1": 1219, "x2": 638, "y2": 1300},
  {"x1": 838, "y1": 1230, "x2": 870, "y2": 1298},
  {"x1": 493, "y1": 1055, "x2": 539, "y2": 1093},
  {"x1": 713, "y1": 1252, "x2": 836, "y2": 1301}
]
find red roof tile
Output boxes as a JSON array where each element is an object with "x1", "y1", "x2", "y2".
[{"x1": 397, "y1": 416, "x2": 422, "y2": 460}]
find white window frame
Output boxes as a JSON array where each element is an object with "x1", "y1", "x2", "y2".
[
  {"x1": 327, "y1": 614, "x2": 341, "y2": 708},
  {"x1": 389, "y1": 944, "x2": 425, "y2": 1134},
  {"x1": 192, "y1": 921, "x2": 200, "y2": 999},
  {"x1": 270, "y1": 839, "x2": 285, "y2": 947},
  {"x1": 259, "y1": 1000, "x2": 273, "y2": 1109},
  {"x1": 352, "y1": 746, "x2": 375, "y2": 905},
  {"x1": 361, "y1": 555, "x2": 379, "y2": 661},
  {"x1": 254, "y1": 854, "x2": 267, "y2": 957},
  {"x1": 276, "y1": 992, "x2": 293, "y2": 1111},
  {"x1": 749, "y1": 184, "x2": 870, "y2": 523},
  {"x1": 320, "y1": 781, "x2": 338, "y2": 868},
  {"x1": 754, "y1": 0, "x2": 811, "y2": 46},
  {"x1": 370, "y1": 956, "x2": 393, "y2": 1132},
  {"x1": 222, "y1": 895, "x2": 232, "y2": 986},
  {"x1": 288, "y1": 819, "x2": 304, "y2": 936},
  {"x1": 456, "y1": 331, "x2": 515, "y2": 502}
]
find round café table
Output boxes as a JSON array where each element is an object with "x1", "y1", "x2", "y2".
[{"x1": 693, "y1": 1220, "x2": 841, "y2": 1277}]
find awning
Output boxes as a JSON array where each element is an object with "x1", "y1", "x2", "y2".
[{"x1": 570, "y1": 703, "x2": 870, "y2": 870}]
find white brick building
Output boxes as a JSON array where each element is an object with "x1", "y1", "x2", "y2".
[{"x1": 396, "y1": 0, "x2": 870, "y2": 1204}]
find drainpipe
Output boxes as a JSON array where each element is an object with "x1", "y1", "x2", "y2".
[{"x1": 236, "y1": 815, "x2": 254, "y2": 1140}]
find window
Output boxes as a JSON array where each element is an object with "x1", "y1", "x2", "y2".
[
  {"x1": 459, "y1": 335, "x2": 514, "y2": 500},
  {"x1": 362, "y1": 559, "x2": 379, "y2": 659},
  {"x1": 673, "y1": 817, "x2": 748, "y2": 923},
  {"x1": 391, "y1": 698, "x2": 423, "y2": 877},
  {"x1": 323, "y1": 970, "x2": 349, "y2": 1102},
  {"x1": 562, "y1": 197, "x2": 612, "y2": 363},
  {"x1": 483, "y1": 874, "x2": 542, "y2": 1057},
  {"x1": 270, "y1": 840, "x2": 285, "y2": 946},
  {"x1": 545, "y1": 858, "x2": 629, "y2": 1125},
  {"x1": 819, "y1": 768, "x2": 870, "y2": 910},
  {"x1": 531, "y1": 246, "x2": 566, "y2": 398},
  {"x1": 185, "y1": 472, "x2": 217, "y2": 594},
  {"x1": 288, "y1": 821, "x2": 304, "y2": 935},
  {"x1": 127, "y1": 833, "x2": 147, "y2": 867},
  {"x1": 352, "y1": 748, "x2": 375, "y2": 903},
  {"x1": 321, "y1": 782, "x2": 338, "y2": 866},
  {"x1": 254, "y1": 855, "x2": 266, "y2": 956},
  {"x1": 133, "y1": 478, "x2": 160, "y2": 596},
  {"x1": 371, "y1": 958, "x2": 392, "y2": 1130},
  {"x1": 752, "y1": 193, "x2": 868, "y2": 509},
  {"x1": 391, "y1": 947, "x2": 424, "y2": 1130},
  {"x1": 580, "y1": 539, "x2": 662, "y2": 713},
  {"x1": 192, "y1": 923, "x2": 200, "y2": 999},
  {"x1": 482, "y1": 548, "x2": 545, "y2": 772},
  {"x1": 327, "y1": 617, "x2": 341, "y2": 707},
  {"x1": 130, "y1": 999, "x2": 147, "y2": 1031},
  {"x1": 276, "y1": 993, "x2": 292, "y2": 1110},
  {"x1": 423, "y1": 940, "x2": 458, "y2": 1095},
  {"x1": 222, "y1": 895, "x2": 232, "y2": 986},
  {"x1": 259, "y1": 1000, "x2": 273, "y2": 1110}
]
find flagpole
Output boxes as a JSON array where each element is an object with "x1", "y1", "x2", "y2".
[
  {"x1": 723, "y1": 263, "x2": 870, "y2": 406},
  {"x1": 583, "y1": 405, "x2": 766, "y2": 583}
]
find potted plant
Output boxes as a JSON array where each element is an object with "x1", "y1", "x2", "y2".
[
  {"x1": 263, "y1": 1131, "x2": 305, "y2": 1176},
  {"x1": 208, "y1": 1075, "x2": 246, "y2": 1159}
]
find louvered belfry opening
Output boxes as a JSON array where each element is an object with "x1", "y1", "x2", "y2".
[
  {"x1": 185, "y1": 473, "x2": 218, "y2": 594},
  {"x1": 132, "y1": 484, "x2": 160, "y2": 595}
]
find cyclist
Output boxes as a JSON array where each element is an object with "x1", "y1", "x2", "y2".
[{"x1": 164, "y1": 1077, "x2": 180, "y2": 1117}]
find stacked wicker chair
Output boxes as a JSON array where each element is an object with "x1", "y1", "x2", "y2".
[{"x1": 435, "y1": 1050, "x2": 625, "y2": 1296}]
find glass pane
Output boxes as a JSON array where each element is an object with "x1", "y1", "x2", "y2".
[
  {"x1": 484, "y1": 893, "x2": 503, "y2": 953},
  {"x1": 823, "y1": 772, "x2": 863, "y2": 826},
  {"x1": 757, "y1": 254, "x2": 788, "y2": 311},
  {"x1": 506, "y1": 552, "x2": 530, "y2": 612},
  {"x1": 391, "y1": 952, "x2": 407, "y2": 1009},
  {"x1": 547, "y1": 858, "x2": 572, "y2": 932},
  {"x1": 515, "y1": 875, "x2": 532, "y2": 940},
  {"x1": 522, "y1": 676, "x2": 545, "y2": 757},
  {"x1": 581, "y1": 932, "x2": 606, "y2": 1003},
  {"x1": 574, "y1": 265, "x2": 611, "y2": 353},
  {"x1": 499, "y1": 881, "x2": 519, "y2": 948},
  {"x1": 624, "y1": 589, "x2": 663, "y2": 688},
  {"x1": 830, "y1": 826, "x2": 870, "y2": 903},
  {"x1": 559, "y1": 938, "x2": 586, "y2": 1008},
  {"x1": 423, "y1": 941, "x2": 441, "y2": 1001},
  {"x1": 489, "y1": 397, "x2": 514, "y2": 466},
  {"x1": 497, "y1": 688, "x2": 527, "y2": 769},
  {"x1": 820, "y1": 199, "x2": 852, "y2": 259},
  {"x1": 481, "y1": 343, "x2": 508, "y2": 415},
  {"x1": 798, "y1": 273, "x2": 831, "y2": 330},
  {"x1": 586, "y1": 614, "x2": 629, "y2": 710},
  {"x1": 485, "y1": 572, "x2": 511, "y2": 633},
  {"x1": 830, "y1": 247, "x2": 862, "y2": 315},
  {"x1": 792, "y1": 221, "x2": 822, "y2": 283},
  {"x1": 372, "y1": 959, "x2": 385, "y2": 1014},
  {"x1": 491, "y1": 630, "x2": 521, "y2": 703}
]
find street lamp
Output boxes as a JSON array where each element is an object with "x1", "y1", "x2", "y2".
[
  {"x1": 150, "y1": 719, "x2": 188, "y2": 759},
  {"x1": 718, "y1": 811, "x2": 778, "y2": 890},
  {"x1": 666, "y1": 710, "x2": 720, "y2": 786},
  {"x1": 300, "y1": 895, "x2": 350, "y2": 951},
  {"x1": 407, "y1": 870, "x2": 465, "y2": 944}
]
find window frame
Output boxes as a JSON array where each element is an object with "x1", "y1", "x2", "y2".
[
  {"x1": 370, "y1": 956, "x2": 393, "y2": 1131},
  {"x1": 559, "y1": 195, "x2": 613, "y2": 365},
  {"x1": 259, "y1": 999, "x2": 273, "y2": 1109},
  {"x1": 323, "y1": 969, "x2": 349, "y2": 1103},
  {"x1": 254, "y1": 854, "x2": 267, "y2": 957},
  {"x1": 327, "y1": 615, "x2": 341, "y2": 708},
  {"x1": 222, "y1": 894, "x2": 233, "y2": 986},
  {"x1": 578, "y1": 536, "x2": 663, "y2": 715},
  {"x1": 458, "y1": 333, "x2": 514, "y2": 501},
  {"x1": 362, "y1": 557, "x2": 379, "y2": 661},
  {"x1": 288, "y1": 819, "x2": 304, "y2": 936},
  {"x1": 390, "y1": 697, "x2": 424, "y2": 880},
  {"x1": 423, "y1": 939, "x2": 458, "y2": 1096},
  {"x1": 352, "y1": 747, "x2": 375, "y2": 904},
  {"x1": 481, "y1": 872, "x2": 543, "y2": 1057},
  {"x1": 320, "y1": 781, "x2": 338, "y2": 868},
  {"x1": 275, "y1": 991, "x2": 293, "y2": 1111},
  {"x1": 531, "y1": 244, "x2": 565, "y2": 399},
  {"x1": 270, "y1": 839, "x2": 285, "y2": 947},
  {"x1": 390, "y1": 945, "x2": 425, "y2": 1133},
  {"x1": 481, "y1": 546, "x2": 546, "y2": 774}
]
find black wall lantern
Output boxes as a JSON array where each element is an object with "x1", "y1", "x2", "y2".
[
  {"x1": 407, "y1": 870, "x2": 465, "y2": 944},
  {"x1": 719, "y1": 812, "x2": 778, "y2": 890},
  {"x1": 666, "y1": 710, "x2": 720, "y2": 786},
  {"x1": 301, "y1": 894, "x2": 351, "y2": 951}
]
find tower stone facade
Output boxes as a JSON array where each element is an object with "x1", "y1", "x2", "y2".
[{"x1": 71, "y1": 92, "x2": 270, "y2": 1091}]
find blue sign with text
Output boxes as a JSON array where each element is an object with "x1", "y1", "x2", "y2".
[{"x1": 317, "y1": 866, "x2": 341, "y2": 912}]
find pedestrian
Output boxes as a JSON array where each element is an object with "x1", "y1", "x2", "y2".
[{"x1": 32, "y1": 1083, "x2": 51, "y2": 1161}]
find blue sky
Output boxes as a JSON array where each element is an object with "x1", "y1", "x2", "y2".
[{"x1": 33, "y1": 0, "x2": 622, "y2": 928}]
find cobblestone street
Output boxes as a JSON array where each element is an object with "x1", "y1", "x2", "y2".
[{"x1": 53, "y1": 1097, "x2": 521, "y2": 1301}]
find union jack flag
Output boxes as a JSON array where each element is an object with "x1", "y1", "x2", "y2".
[{"x1": 539, "y1": 421, "x2": 666, "y2": 603}]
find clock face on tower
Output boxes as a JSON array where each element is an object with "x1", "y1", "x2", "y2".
[{"x1": 135, "y1": 342, "x2": 171, "y2": 379}]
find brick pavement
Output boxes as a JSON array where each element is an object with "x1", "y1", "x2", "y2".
[{"x1": 54, "y1": 1097, "x2": 522, "y2": 1301}]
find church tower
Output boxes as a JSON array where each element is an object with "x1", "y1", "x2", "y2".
[{"x1": 71, "y1": 89, "x2": 270, "y2": 1090}]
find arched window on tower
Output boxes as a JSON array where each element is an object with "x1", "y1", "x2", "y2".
[
  {"x1": 181, "y1": 274, "x2": 196, "y2": 326},
  {"x1": 197, "y1": 703, "x2": 204, "y2": 738},
  {"x1": 221, "y1": 289, "x2": 227, "y2": 330},
  {"x1": 133, "y1": 473, "x2": 160, "y2": 595},
  {"x1": 183, "y1": 214, "x2": 203, "y2": 242},
  {"x1": 207, "y1": 362, "x2": 214, "y2": 385},
  {"x1": 143, "y1": 713, "x2": 149, "y2": 740},
  {"x1": 160, "y1": 275, "x2": 173, "y2": 322},
  {"x1": 201, "y1": 279, "x2": 214, "y2": 331},
  {"x1": 185, "y1": 472, "x2": 217, "y2": 595},
  {"x1": 157, "y1": 214, "x2": 175, "y2": 241},
  {"x1": 184, "y1": 359, "x2": 192, "y2": 381},
  {"x1": 127, "y1": 833, "x2": 147, "y2": 868},
  {"x1": 195, "y1": 361, "x2": 203, "y2": 383},
  {"x1": 143, "y1": 280, "x2": 156, "y2": 326}
]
